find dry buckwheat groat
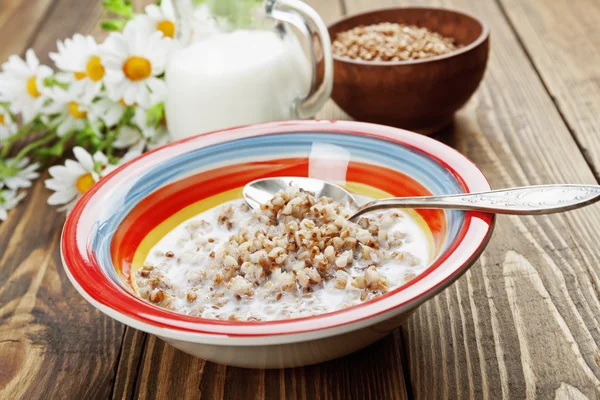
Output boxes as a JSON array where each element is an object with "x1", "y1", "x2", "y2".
[
  {"x1": 333, "y1": 22, "x2": 461, "y2": 62},
  {"x1": 136, "y1": 186, "x2": 429, "y2": 321}
]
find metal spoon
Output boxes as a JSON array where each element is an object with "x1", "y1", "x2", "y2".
[{"x1": 243, "y1": 177, "x2": 600, "y2": 221}]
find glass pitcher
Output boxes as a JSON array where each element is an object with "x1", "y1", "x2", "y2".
[{"x1": 165, "y1": 0, "x2": 333, "y2": 140}]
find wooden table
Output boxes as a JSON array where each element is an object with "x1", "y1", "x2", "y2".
[{"x1": 2, "y1": 0, "x2": 600, "y2": 398}]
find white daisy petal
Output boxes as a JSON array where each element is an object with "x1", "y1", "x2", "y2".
[
  {"x1": 136, "y1": 85, "x2": 151, "y2": 108},
  {"x1": 73, "y1": 147, "x2": 95, "y2": 172},
  {"x1": 146, "y1": 77, "x2": 166, "y2": 100},
  {"x1": 25, "y1": 49, "x2": 40, "y2": 69},
  {"x1": 4, "y1": 177, "x2": 31, "y2": 190},
  {"x1": 92, "y1": 151, "x2": 109, "y2": 166},
  {"x1": 123, "y1": 83, "x2": 137, "y2": 105},
  {"x1": 161, "y1": 0, "x2": 176, "y2": 20},
  {"x1": 121, "y1": 141, "x2": 146, "y2": 162},
  {"x1": 0, "y1": 188, "x2": 26, "y2": 220},
  {"x1": 125, "y1": 15, "x2": 156, "y2": 36},
  {"x1": 4, "y1": 55, "x2": 31, "y2": 79},
  {"x1": 64, "y1": 160, "x2": 88, "y2": 176},
  {"x1": 145, "y1": 4, "x2": 162, "y2": 19},
  {"x1": 58, "y1": 199, "x2": 79, "y2": 213},
  {"x1": 48, "y1": 166, "x2": 76, "y2": 182},
  {"x1": 48, "y1": 188, "x2": 78, "y2": 205},
  {"x1": 57, "y1": 119, "x2": 73, "y2": 137},
  {"x1": 45, "y1": 178, "x2": 69, "y2": 191},
  {"x1": 113, "y1": 125, "x2": 141, "y2": 148}
]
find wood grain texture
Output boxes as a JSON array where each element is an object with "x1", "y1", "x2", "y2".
[
  {"x1": 343, "y1": 0, "x2": 600, "y2": 398},
  {"x1": 2, "y1": 0, "x2": 600, "y2": 399},
  {"x1": 0, "y1": 0, "x2": 54, "y2": 61},
  {"x1": 125, "y1": 332, "x2": 408, "y2": 400},
  {"x1": 497, "y1": 0, "x2": 600, "y2": 180},
  {"x1": 0, "y1": 174, "x2": 123, "y2": 399}
]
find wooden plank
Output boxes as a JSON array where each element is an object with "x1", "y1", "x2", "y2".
[
  {"x1": 131, "y1": 330, "x2": 408, "y2": 400},
  {"x1": 340, "y1": 0, "x2": 600, "y2": 398},
  {"x1": 0, "y1": 0, "x2": 54, "y2": 61},
  {"x1": 27, "y1": 0, "x2": 105, "y2": 65},
  {"x1": 0, "y1": 176, "x2": 123, "y2": 399},
  {"x1": 497, "y1": 0, "x2": 600, "y2": 179},
  {"x1": 111, "y1": 328, "x2": 147, "y2": 400}
]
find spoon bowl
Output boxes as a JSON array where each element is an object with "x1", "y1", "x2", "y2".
[{"x1": 243, "y1": 177, "x2": 359, "y2": 211}]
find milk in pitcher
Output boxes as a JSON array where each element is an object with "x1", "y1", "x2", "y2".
[{"x1": 165, "y1": 29, "x2": 312, "y2": 140}]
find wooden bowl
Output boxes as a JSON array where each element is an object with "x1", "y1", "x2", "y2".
[{"x1": 328, "y1": 7, "x2": 490, "y2": 134}]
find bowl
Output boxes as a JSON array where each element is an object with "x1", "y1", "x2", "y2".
[
  {"x1": 61, "y1": 120, "x2": 494, "y2": 369},
  {"x1": 328, "y1": 7, "x2": 490, "y2": 134}
]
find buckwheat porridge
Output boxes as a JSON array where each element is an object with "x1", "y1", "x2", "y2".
[{"x1": 135, "y1": 186, "x2": 431, "y2": 321}]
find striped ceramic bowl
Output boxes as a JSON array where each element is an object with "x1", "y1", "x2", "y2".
[{"x1": 61, "y1": 120, "x2": 494, "y2": 368}]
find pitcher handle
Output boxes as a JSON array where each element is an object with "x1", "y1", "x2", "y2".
[{"x1": 267, "y1": 0, "x2": 334, "y2": 119}]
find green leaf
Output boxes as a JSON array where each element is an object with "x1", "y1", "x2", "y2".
[
  {"x1": 102, "y1": 0, "x2": 134, "y2": 18},
  {"x1": 119, "y1": 106, "x2": 136, "y2": 125},
  {"x1": 72, "y1": 124, "x2": 100, "y2": 150},
  {"x1": 101, "y1": 19, "x2": 128, "y2": 31},
  {"x1": 146, "y1": 103, "x2": 165, "y2": 127},
  {"x1": 205, "y1": 0, "x2": 264, "y2": 30},
  {"x1": 35, "y1": 141, "x2": 65, "y2": 159},
  {"x1": 43, "y1": 76, "x2": 69, "y2": 89},
  {"x1": 107, "y1": 154, "x2": 121, "y2": 165}
]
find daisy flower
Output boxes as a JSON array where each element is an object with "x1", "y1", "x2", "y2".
[
  {"x1": 89, "y1": 96, "x2": 128, "y2": 127},
  {"x1": 45, "y1": 146, "x2": 114, "y2": 212},
  {"x1": 0, "y1": 49, "x2": 53, "y2": 122},
  {"x1": 50, "y1": 34, "x2": 105, "y2": 98},
  {"x1": 100, "y1": 28, "x2": 171, "y2": 109},
  {"x1": 0, "y1": 106, "x2": 18, "y2": 143},
  {"x1": 0, "y1": 188, "x2": 26, "y2": 221},
  {"x1": 44, "y1": 86, "x2": 97, "y2": 136},
  {"x1": 113, "y1": 107, "x2": 169, "y2": 151},
  {"x1": 126, "y1": 0, "x2": 177, "y2": 38},
  {"x1": 0, "y1": 157, "x2": 39, "y2": 190}
]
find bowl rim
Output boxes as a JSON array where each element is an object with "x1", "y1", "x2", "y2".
[
  {"x1": 61, "y1": 120, "x2": 495, "y2": 346},
  {"x1": 328, "y1": 6, "x2": 490, "y2": 66}
]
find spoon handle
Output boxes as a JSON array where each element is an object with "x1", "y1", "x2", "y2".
[{"x1": 349, "y1": 184, "x2": 600, "y2": 219}]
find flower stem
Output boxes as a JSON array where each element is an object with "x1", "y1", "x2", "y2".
[
  {"x1": 9, "y1": 133, "x2": 58, "y2": 167},
  {"x1": 1, "y1": 120, "x2": 44, "y2": 158},
  {"x1": 105, "y1": 126, "x2": 120, "y2": 157}
]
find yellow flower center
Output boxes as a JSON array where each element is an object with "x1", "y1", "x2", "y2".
[
  {"x1": 86, "y1": 56, "x2": 105, "y2": 81},
  {"x1": 76, "y1": 173, "x2": 95, "y2": 194},
  {"x1": 74, "y1": 71, "x2": 87, "y2": 80},
  {"x1": 0, "y1": 115, "x2": 5, "y2": 126},
  {"x1": 68, "y1": 102, "x2": 87, "y2": 119},
  {"x1": 123, "y1": 56, "x2": 152, "y2": 81},
  {"x1": 26, "y1": 76, "x2": 41, "y2": 98},
  {"x1": 157, "y1": 20, "x2": 175, "y2": 38},
  {"x1": 119, "y1": 98, "x2": 128, "y2": 107}
]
